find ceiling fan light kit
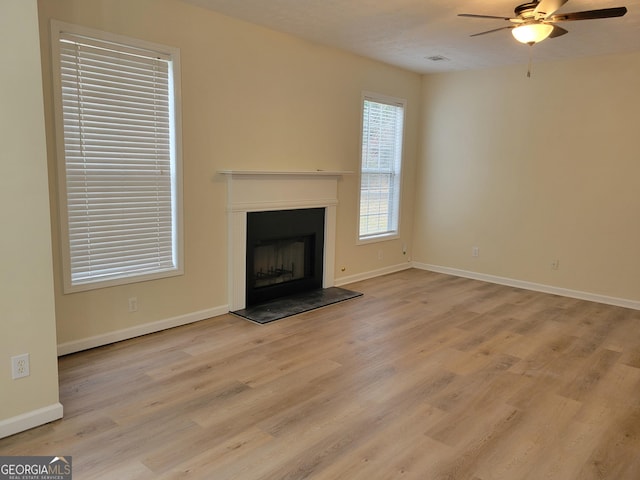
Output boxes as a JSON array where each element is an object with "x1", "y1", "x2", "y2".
[{"x1": 511, "y1": 23, "x2": 554, "y2": 44}]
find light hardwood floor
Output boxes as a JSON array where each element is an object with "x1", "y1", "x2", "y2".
[{"x1": 2, "y1": 269, "x2": 640, "y2": 479}]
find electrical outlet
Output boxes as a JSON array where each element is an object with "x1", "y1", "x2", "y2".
[
  {"x1": 377, "y1": 250, "x2": 383, "y2": 260},
  {"x1": 551, "y1": 259, "x2": 560, "y2": 270},
  {"x1": 472, "y1": 246, "x2": 479, "y2": 257},
  {"x1": 11, "y1": 353, "x2": 30, "y2": 379},
  {"x1": 128, "y1": 297, "x2": 138, "y2": 313}
]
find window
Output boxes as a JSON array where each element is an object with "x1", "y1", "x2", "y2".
[
  {"x1": 358, "y1": 93, "x2": 405, "y2": 241},
  {"x1": 51, "y1": 21, "x2": 183, "y2": 292}
]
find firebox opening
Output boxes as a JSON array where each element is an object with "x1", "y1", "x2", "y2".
[
  {"x1": 246, "y1": 208, "x2": 324, "y2": 307},
  {"x1": 253, "y1": 236, "x2": 312, "y2": 289}
]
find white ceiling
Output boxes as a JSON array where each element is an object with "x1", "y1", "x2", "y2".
[{"x1": 182, "y1": 0, "x2": 640, "y2": 73}]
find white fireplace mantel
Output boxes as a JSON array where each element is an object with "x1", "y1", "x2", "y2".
[{"x1": 220, "y1": 170, "x2": 351, "y2": 311}]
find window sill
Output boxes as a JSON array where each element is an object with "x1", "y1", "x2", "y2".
[{"x1": 357, "y1": 232, "x2": 400, "y2": 245}]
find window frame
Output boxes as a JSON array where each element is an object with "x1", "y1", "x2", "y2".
[
  {"x1": 357, "y1": 91, "x2": 406, "y2": 244},
  {"x1": 50, "y1": 20, "x2": 184, "y2": 293}
]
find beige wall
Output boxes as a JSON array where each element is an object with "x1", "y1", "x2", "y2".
[
  {"x1": 414, "y1": 52, "x2": 640, "y2": 302},
  {"x1": 37, "y1": 0, "x2": 421, "y2": 349},
  {"x1": 0, "y1": 0, "x2": 61, "y2": 436}
]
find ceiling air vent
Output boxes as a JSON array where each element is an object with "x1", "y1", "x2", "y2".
[{"x1": 426, "y1": 55, "x2": 450, "y2": 62}]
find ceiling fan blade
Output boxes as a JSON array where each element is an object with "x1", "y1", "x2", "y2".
[
  {"x1": 549, "y1": 25, "x2": 569, "y2": 38},
  {"x1": 458, "y1": 13, "x2": 513, "y2": 21},
  {"x1": 470, "y1": 26, "x2": 514, "y2": 37},
  {"x1": 534, "y1": 0, "x2": 569, "y2": 19},
  {"x1": 548, "y1": 7, "x2": 627, "y2": 22}
]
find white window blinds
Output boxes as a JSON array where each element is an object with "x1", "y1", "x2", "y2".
[
  {"x1": 359, "y1": 96, "x2": 405, "y2": 239},
  {"x1": 55, "y1": 27, "x2": 181, "y2": 290}
]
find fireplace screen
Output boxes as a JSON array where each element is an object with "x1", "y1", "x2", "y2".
[
  {"x1": 253, "y1": 237, "x2": 309, "y2": 288},
  {"x1": 246, "y1": 208, "x2": 324, "y2": 306}
]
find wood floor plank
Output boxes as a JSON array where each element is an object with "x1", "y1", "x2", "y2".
[{"x1": 2, "y1": 269, "x2": 640, "y2": 479}]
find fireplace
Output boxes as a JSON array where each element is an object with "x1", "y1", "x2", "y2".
[
  {"x1": 246, "y1": 208, "x2": 324, "y2": 306},
  {"x1": 220, "y1": 170, "x2": 349, "y2": 311}
]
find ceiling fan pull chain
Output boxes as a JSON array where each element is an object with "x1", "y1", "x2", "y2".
[{"x1": 527, "y1": 44, "x2": 533, "y2": 78}]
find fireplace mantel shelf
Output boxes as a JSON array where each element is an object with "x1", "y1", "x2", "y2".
[{"x1": 219, "y1": 170, "x2": 353, "y2": 177}]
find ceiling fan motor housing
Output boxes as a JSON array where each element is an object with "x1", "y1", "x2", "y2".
[{"x1": 515, "y1": 2, "x2": 539, "y2": 18}]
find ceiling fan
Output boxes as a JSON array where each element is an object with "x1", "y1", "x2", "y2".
[{"x1": 459, "y1": 0, "x2": 627, "y2": 45}]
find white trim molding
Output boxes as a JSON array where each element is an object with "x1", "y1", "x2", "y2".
[
  {"x1": 220, "y1": 170, "x2": 350, "y2": 311},
  {"x1": 335, "y1": 262, "x2": 412, "y2": 287},
  {"x1": 0, "y1": 403, "x2": 63, "y2": 439},
  {"x1": 414, "y1": 262, "x2": 640, "y2": 311},
  {"x1": 57, "y1": 306, "x2": 227, "y2": 356}
]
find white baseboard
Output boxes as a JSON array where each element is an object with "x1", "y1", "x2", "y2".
[
  {"x1": 0, "y1": 403, "x2": 63, "y2": 439},
  {"x1": 414, "y1": 262, "x2": 640, "y2": 311},
  {"x1": 57, "y1": 306, "x2": 229, "y2": 356},
  {"x1": 335, "y1": 262, "x2": 412, "y2": 287}
]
